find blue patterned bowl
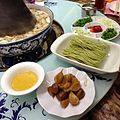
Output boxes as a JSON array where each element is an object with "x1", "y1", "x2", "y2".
[{"x1": 0, "y1": 4, "x2": 54, "y2": 57}]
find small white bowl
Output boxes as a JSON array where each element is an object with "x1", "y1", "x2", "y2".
[
  {"x1": 1, "y1": 62, "x2": 45, "y2": 96},
  {"x1": 83, "y1": 22, "x2": 107, "y2": 38}
]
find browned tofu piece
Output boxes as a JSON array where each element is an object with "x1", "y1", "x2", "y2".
[
  {"x1": 69, "y1": 92, "x2": 79, "y2": 106},
  {"x1": 60, "y1": 99, "x2": 69, "y2": 108}
]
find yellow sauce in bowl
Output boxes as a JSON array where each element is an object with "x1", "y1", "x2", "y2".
[{"x1": 11, "y1": 71, "x2": 38, "y2": 91}]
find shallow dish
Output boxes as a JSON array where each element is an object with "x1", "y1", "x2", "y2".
[
  {"x1": 71, "y1": 16, "x2": 120, "y2": 41},
  {"x1": 83, "y1": 22, "x2": 107, "y2": 38},
  {"x1": 36, "y1": 67, "x2": 95, "y2": 118},
  {"x1": 1, "y1": 62, "x2": 45, "y2": 96},
  {"x1": 109, "y1": 1, "x2": 120, "y2": 13},
  {"x1": 51, "y1": 33, "x2": 120, "y2": 74}
]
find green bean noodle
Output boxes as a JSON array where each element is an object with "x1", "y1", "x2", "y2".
[{"x1": 61, "y1": 35, "x2": 109, "y2": 67}]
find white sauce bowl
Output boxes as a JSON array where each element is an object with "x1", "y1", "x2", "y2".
[{"x1": 1, "y1": 62, "x2": 45, "y2": 96}]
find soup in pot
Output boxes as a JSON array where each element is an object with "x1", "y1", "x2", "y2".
[{"x1": 0, "y1": 9, "x2": 50, "y2": 43}]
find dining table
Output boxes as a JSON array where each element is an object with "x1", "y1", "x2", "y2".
[
  {"x1": 0, "y1": 0, "x2": 120, "y2": 120},
  {"x1": 70, "y1": 0, "x2": 120, "y2": 120}
]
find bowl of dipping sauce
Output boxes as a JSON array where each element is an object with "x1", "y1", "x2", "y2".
[
  {"x1": 83, "y1": 22, "x2": 107, "y2": 38},
  {"x1": 1, "y1": 62, "x2": 45, "y2": 96}
]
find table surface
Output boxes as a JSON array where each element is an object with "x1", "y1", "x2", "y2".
[
  {"x1": 70, "y1": 0, "x2": 120, "y2": 120},
  {"x1": 0, "y1": 1, "x2": 120, "y2": 120}
]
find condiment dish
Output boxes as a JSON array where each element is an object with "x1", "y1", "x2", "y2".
[
  {"x1": 71, "y1": 16, "x2": 120, "y2": 41},
  {"x1": 83, "y1": 22, "x2": 107, "y2": 38},
  {"x1": 1, "y1": 62, "x2": 45, "y2": 96}
]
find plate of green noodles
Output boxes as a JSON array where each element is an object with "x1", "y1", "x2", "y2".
[{"x1": 51, "y1": 33, "x2": 120, "y2": 74}]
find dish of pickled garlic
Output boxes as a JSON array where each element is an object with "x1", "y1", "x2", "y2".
[{"x1": 36, "y1": 67, "x2": 95, "y2": 118}]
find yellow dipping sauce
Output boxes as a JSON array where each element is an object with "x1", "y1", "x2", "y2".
[{"x1": 11, "y1": 71, "x2": 38, "y2": 91}]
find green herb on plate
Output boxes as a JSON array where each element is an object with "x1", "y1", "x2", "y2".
[
  {"x1": 72, "y1": 17, "x2": 93, "y2": 27},
  {"x1": 101, "y1": 28, "x2": 117, "y2": 40}
]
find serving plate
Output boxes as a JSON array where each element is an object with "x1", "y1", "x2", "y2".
[
  {"x1": 109, "y1": 1, "x2": 120, "y2": 13},
  {"x1": 71, "y1": 16, "x2": 120, "y2": 41},
  {"x1": 51, "y1": 33, "x2": 120, "y2": 74},
  {"x1": 36, "y1": 67, "x2": 95, "y2": 118}
]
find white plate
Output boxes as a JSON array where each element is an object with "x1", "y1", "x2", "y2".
[
  {"x1": 71, "y1": 16, "x2": 120, "y2": 41},
  {"x1": 51, "y1": 33, "x2": 120, "y2": 74},
  {"x1": 36, "y1": 67, "x2": 95, "y2": 118},
  {"x1": 109, "y1": 1, "x2": 120, "y2": 13}
]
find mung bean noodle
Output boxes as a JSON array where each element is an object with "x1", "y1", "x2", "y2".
[{"x1": 61, "y1": 35, "x2": 109, "y2": 67}]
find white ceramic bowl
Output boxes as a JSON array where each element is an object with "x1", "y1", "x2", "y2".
[
  {"x1": 1, "y1": 62, "x2": 45, "y2": 96},
  {"x1": 83, "y1": 22, "x2": 107, "y2": 38}
]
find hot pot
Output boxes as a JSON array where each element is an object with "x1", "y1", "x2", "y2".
[{"x1": 0, "y1": 4, "x2": 54, "y2": 57}]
